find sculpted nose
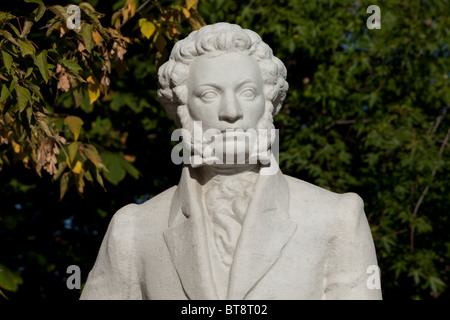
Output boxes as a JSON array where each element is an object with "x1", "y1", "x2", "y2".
[{"x1": 219, "y1": 93, "x2": 243, "y2": 123}]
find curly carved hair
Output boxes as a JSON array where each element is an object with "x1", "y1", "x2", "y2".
[{"x1": 157, "y1": 22, "x2": 288, "y2": 127}]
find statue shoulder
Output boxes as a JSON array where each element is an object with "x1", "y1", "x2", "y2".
[
  {"x1": 108, "y1": 185, "x2": 177, "y2": 230},
  {"x1": 283, "y1": 174, "x2": 342, "y2": 203},
  {"x1": 333, "y1": 191, "x2": 368, "y2": 234},
  {"x1": 283, "y1": 174, "x2": 365, "y2": 222}
]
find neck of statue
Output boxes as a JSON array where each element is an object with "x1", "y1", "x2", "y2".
[{"x1": 192, "y1": 164, "x2": 260, "y2": 186}]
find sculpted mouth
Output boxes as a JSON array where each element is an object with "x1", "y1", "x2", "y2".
[{"x1": 221, "y1": 128, "x2": 244, "y2": 133}]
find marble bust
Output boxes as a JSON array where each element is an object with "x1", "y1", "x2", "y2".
[{"x1": 80, "y1": 22, "x2": 382, "y2": 300}]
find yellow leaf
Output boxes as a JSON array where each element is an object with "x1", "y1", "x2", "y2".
[
  {"x1": 0, "y1": 288, "x2": 8, "y2": 300},
  {"x1": 188, "y1": 17, "x2": 203, "y2": 31},
  {"x1": 185, "y1": 0, "x2": 198, "y2": 10},
  {"x1": 127, "y1": 0, "x2": 138, "y2": 17},
  {"x1": 122, "y1": 7, "x2": 129, "y2": 23},
  {"x1": 75, "y1": 167, "x2": 85, "y2": 194},
  {"x1": 11, "y1": 140, "x2": 20, "y2": 153},
  {"x1": 138, "y1": 18, "x2": 156, "y2": 39},
  {"x1": 87, "y1": 75, "x2": 100, "y2": 104},
  {"x1": 182, "y1": 7, "x2": 191, "y2": 19},
  {"x1": 64, "y1": 116, "x2": 84, "y2": 141},
  {"x1": 123, "y1": 154, "x2": 136, "y2": 162},
  {"x1": 92, "y1": 31, "x2": 102, "y2": 45},
  {"x1": 111, "y1": 11, "x2": 121, "y2": 29},
  {"x1": 72, "y1": 160, "x2": 82, "y2": 174}
]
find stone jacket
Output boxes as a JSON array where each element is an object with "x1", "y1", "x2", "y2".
[{"x1": 80, "y1": 165, "x2": 382, "y2": 300}]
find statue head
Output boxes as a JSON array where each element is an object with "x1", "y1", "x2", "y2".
[{"x1": 157, "y1": 22, "x2": 288, "y2": 130}]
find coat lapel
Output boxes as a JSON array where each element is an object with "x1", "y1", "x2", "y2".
[
  {"x1": 227, "y1": 168, "x2": 297, "y2": 300},
  {"x1": 163, "y1": 166, "x2": 219, "y2": 300},
  {"x1": 163, "y1": 164, "x2": 297, "y2": 300}
]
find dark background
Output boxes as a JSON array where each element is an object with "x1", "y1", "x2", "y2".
[{"x1": 0, "y1": 0, "x2": 449, "y2": 300}]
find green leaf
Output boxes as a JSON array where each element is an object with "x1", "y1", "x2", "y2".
[
  {"x1": 34, "y1": 4, "x2": 46, "y2": 22},
  {"x1": 68, "y1": 141, "x2": 79, "y2": 165},
  {"x1": 409, "y1": 269, "x2": 424, "y2": 285},
  {"x1": 0, "y1": 266, "x2": 16, "y2": 292},
  {"x1": 48, "y1": 5, "x2": 70, "y2": 22},
  {"x1": 0, "y1": 30, "x2": 19, "y2": 46},
  {"x1": 59, "y1": 172, "x2": 70, "y2": 200},
  {"x1": 0, "y1": 12, "x2": 15, "y2": 23},
  {"x1": 121, "y1": 157, "x2": 140, "y2": 179},
  {"x1": 6, "y1": 21, "x2": 21, "y2": 37},
  {"x1": 34, "y1": 50, "x2": 49, "y2": 83},
  {"x1": 79, "y1": 4, "x2": 109, "y2": 42},
  {"x1": 18, "y1": 39, "x2": 35, "y2": 57},
  {"x1": 153, "y1": 32, "x2": 167, "y2": 53},
  {"x1": 101, "y1": 152, "x2": 126, "y2": 185},
  {"x1": 72, "y1": 86, "x2": 83, "y2": 107},
  {"x1": 16, "y1": 86, "x2": 31, "y2": 112},
  {"x1": 24, "y1": 0, "x2": 44, "y2": 4},
  {"x1": 78, "y1": 2, "x2": 100, "y2": 15},
  {"x1": 2, "y1": 50, "x2": 13, "y2": 73},
  {"x1": 84, "y1": 169, "x2": 93, "y2": 182},
  {"x1": 37, "y1": 117, "x2": 51, "y2": 136},
  {"x1": 21, "y1": 19, "x2": 33, "y2": 38},
  {"x1": 0, "y1": 85, "x2": 10, "y2": 103},
  {"x1": 83, "y1": 144, "x2": 103, "y2": 168},
  {"x1": 0, "y1": 264, "x2": 22, "y2": 292},
  {"x1": 25, "y1": 105, "x2": 33, "y2": 125},
  {"x1": 81, "y1": 23, "x2": 94, "y2": 53},
  {"x1": 64, "y1": 116, "x2": 83, "y2": 141},
  {"x1": 96, "y1": 169, "x2": 106, "y2": 190},
  {"x1": 25, "y1": 66, "x2": 34, "y2": 78},
  {"x1": 52, "y1": 161, "x2": 67, "y2": 182},
  {"x1": 25, "y1": 80, "x2": 44, "y2": 101},
  {"x1": 429, "y1": 276, "x2": 446, "y2": 294},
  {"x1": 60, "y1": 59, "x2": 82, "y2": 74}
]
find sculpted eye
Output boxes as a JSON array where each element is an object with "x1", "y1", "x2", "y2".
[
  {"x1": 239, "y1": 88, "x2": 256, "y2": 100},
  {"x1": 200, "y1": 90, "x2": 219, "y2": 102}
]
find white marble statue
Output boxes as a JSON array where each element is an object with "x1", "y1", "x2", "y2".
[{"x1": 80, "y1": 22, "x2": 382, "y2": 300}]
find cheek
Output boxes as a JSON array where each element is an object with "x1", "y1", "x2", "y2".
[
  {"x1": 188, "y1": 98, "x2": 219, "y2": 121},
  {"x1": 243, "y1": 96, "x2": 266, "y2": 121}
]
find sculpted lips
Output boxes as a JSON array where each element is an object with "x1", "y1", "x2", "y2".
[{"x1": 221, "y1": 128, "x2": 242, "y2": 133}]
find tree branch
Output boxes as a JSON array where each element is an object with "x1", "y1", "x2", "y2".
[
  {"x1": 117, "y1": 0, "x2": 153, "y2": 30},
  {"x1": 324, "y1": 118, "x2": 370, "y2": 130}
]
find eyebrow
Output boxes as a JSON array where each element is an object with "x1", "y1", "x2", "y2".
[
  {"x1": 195, "y1": 83, "x2": 223, "y2": 91},
  {"x1": 234, "y1": 78, "x2": 257, "y2": 89},
  {"x1": 195, "y1": 79, "x2": 257, "y2": 91}
]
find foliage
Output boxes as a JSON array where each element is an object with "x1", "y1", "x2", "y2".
[
  {"x1": 0, "y1": 0, "x2": 204, "y2": 299},
  {"x1": 0, "y1": 0, "x2": 449, "y2": 300},
  {"x1": 0, "y1": 0, "x2": 204, "y2": 198},
  {"x1": 198, "y1": 0, "x2": 449, "y2": 299}
]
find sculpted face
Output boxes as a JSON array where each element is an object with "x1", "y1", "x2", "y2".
[{"x1": 187, "y1": 52, "x2": 266, "y2": 132}]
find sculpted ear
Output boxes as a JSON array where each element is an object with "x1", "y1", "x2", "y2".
[
  {"x1": 271, "y1": 80, "x2": 288, "y2": 117},
  {"x1": 158, "y1": 58, "x2": 190, "y2": 128},
  {"x1": 271, "y1": 58, "x2": 289, "y2": 117}
]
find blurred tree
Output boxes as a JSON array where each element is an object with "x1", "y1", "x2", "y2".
[
  {"x1": 0, "y1": 0, "x2": 448, "y2": 300},
  {"x1": 198, "y1": 0, "x2": 449, "y2": 299},
  {"x1": 0, "y1": 0, "x2": 204, "y2": 299}
]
